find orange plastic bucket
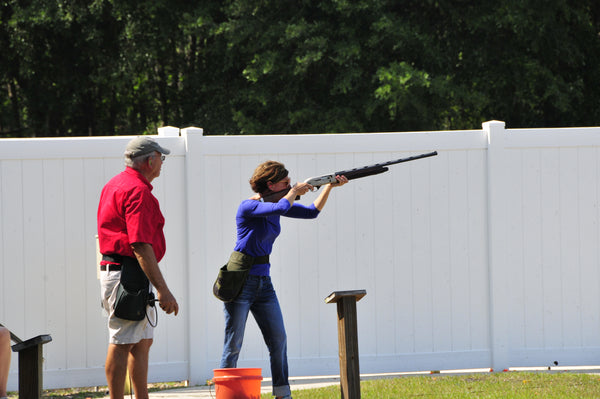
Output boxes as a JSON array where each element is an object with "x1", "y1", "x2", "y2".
[{"x1": 213, "y1": 368, "x2": 263, "y2": 399}]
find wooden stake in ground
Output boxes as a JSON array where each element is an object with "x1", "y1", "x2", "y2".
[{"x1": 325, "y1": 290, "x2": 366, "y2": 399}]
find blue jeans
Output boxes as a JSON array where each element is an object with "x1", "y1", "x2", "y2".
[{"x1": 220, "y1": 275, "x2": 291, "y2": 397}]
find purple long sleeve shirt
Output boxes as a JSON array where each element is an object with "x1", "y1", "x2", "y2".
[{"x1": 233, "y1": 197, "x2": 320, "y2": 276}]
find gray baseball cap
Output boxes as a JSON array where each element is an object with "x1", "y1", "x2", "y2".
[{"x1": 124, "y1": 136, "x2": 171, "y2": 158}]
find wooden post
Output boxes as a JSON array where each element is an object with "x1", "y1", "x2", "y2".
[
  {"x1": 11, "y1": 334, "x2": 53, "y2": 399},
  {"x1": 325, "y1": 290, "x2": 366, "y2": 399}
]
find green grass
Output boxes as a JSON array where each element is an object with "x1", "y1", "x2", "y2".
[
  {"x1": 261, "y1": 372, "x2": 600, "y2": 399},
  {"x1": 7, "y1": 371, "x2": 600, "y2": 398}
]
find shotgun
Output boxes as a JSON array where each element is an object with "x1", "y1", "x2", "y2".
[
  {"x1": 261, "y1": 151, "x2": 437, "y2": 202},
  {"x1": 304, "y1": 151, "x2": 438, "y2": 189}
]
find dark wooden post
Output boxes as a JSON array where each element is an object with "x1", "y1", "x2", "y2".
[
  {"x1": 325, "y1": 290, "x2": 366, "y2": 399},
  {"x1": 11, "y1": 335, "x2": 53, "y2": 399}
]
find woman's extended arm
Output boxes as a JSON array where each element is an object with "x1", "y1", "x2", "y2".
[{"x1": 313, "y1": 175, "x2": 348, "y2": 211}]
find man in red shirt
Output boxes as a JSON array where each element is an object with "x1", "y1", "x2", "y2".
[{"x1": 98, "y1": 136, "x2": 179, "y2": 399}]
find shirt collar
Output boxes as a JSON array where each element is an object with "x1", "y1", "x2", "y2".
[{"x1": 125, "y1": 166, "x2": 153, "y2": 191}]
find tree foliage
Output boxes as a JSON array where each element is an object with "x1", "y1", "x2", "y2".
[{"x1": 0, "y1": 0, "x2": 599, "y2": 136}]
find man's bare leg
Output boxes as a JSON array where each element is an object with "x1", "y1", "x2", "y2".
[
  {"x1": 106, "y1": 343, "x2": 133, "y2": 399},
  {"x1": 128, "y1": 339, "x2": 153, "y2": 399}
]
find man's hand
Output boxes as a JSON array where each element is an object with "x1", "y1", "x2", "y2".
[
  {"x1": 131, "y1": 242, "x2": 179, "y2": 316},
  {"x1": 157, "y1": 289, "x2": 179, "y2": 315}
]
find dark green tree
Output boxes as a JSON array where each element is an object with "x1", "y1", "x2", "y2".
[{"x1": 0, "y1": 0, "x2": 599, "y2": 136}]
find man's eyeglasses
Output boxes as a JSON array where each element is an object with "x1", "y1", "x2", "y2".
[{"x1": 154, "y1": 154, "x2": 166, "y2": 161}]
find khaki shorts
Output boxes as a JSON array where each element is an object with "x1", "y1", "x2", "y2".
[{"x1": 100, "y1": 270, "x2": 155, "y2": 344}]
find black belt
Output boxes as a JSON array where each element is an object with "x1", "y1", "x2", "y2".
[
  {"x1": 253, "y1": 255, "x2": 269, "y2": 264},
  {"x1": 100, "y1": 254, "x2": 137, "y2": 271},
  {"x1": 100, "y1": 264, "x2": 122, "y2": 271}
]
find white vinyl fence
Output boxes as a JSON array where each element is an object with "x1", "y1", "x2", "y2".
[{"x1": 1, "y1": 121, "x2": 600, "y2": 390}]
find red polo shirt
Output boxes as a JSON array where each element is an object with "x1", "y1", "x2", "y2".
[{"x1": 97, "y1": 167, "x2": 166, "y2": 262}]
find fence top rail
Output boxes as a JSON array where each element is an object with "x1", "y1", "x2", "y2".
[
  {"x1": 0, "y1": 135, "x2": 185, "y2": 160},
  {"x1": 3, "y1": 124, "x2": 600, "y2": 159},
  {"x1": 504, "y1": 126, "x2": 600, "y2": 149},
  {"x1": 0, "y1": 129, "x2": 488, "y2": 159},
  {"x1": 192, "y1": 130, "x2": 487, "y2": 155}
]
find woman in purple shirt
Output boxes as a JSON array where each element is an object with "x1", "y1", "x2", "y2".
[{"x1": 220, "y1": 160, "x2": 347, "y2": 399}]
